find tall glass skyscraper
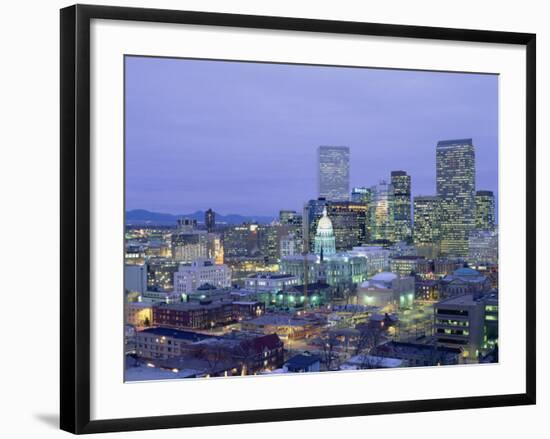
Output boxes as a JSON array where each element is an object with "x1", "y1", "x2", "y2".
[
  {"x1": 205, "y1": 208, "x2": 215, "y2": 232},
  {"x1": 391, "y1": 171, "x2": 412, "y2": 242},
  {"x1": 370, "y1": 180, "x2": 395, "y2": 242},
  {"x1": 318, "y1": 146, "x2": 350, "y2": 201},
  {"x1": 436, "y1": 139, "x2": 476, "y2": 257},
  {"x1": 475, "y1": 190, "x2": 496, "y2": 231},
  {"x1": 413, "y1": 196, "x2": 441, "y2": 244}
]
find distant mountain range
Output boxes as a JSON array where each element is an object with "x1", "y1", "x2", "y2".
[{"x1": 125, "y1": 209, "x2": 275, "y2": 226}]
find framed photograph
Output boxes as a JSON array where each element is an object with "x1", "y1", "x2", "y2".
[{"x1": 60, "y1": 4, "x2": 536, "y2": 434}]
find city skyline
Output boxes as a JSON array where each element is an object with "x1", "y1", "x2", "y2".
[
  {"x1": 125, "y1": 56, "x2": 498, "y2": 217},
  {"x1": 125, "y1": 57, "x2": 500, "y2": 381}
]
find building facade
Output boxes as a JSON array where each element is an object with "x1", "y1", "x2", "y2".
[
  {"x1": 436, "y1": 139, "x2": 476, "y2": 257},
  {"x1": 173, "y1": 258, "x2": 232, "y2": 295},
  {"x1": 326, "y1": 201, "x2": 369, "y2": 250},
  {"x1": 474, "y1": 190, "x2": 496, "y2": 231},
  {"x1": 370, "y1": 180, "x2": 395, "y2": 242},
  {"x1": 171, "y1": 230, "x2": 208, "y2": 263},
  {"x1": 391, "y1": 171, "x2": 412, "y2": 242},
  {"x1": 413, "y1": 196, "x2": 441, "y2": 259},
  {"x1": 468, "y1": 230, "x2": 498, "y2": 264},
  {"x1": 314, "y1": 207, "x2": 337, "y2": 257},
  {"x1": 433, "y1": 294, "x2": 486, "y2": 359},
  {"x1": 205, "y1": 208, "x2": 215, "y2": 232},
  {"x1": 357, "y1": 272, "x2": 415, "y2": 309},
  {"x1": 318, "y1": 146, "x2": 350, "y2": 201},
  {"x1": 125, "y1": 264, "x2": 148, "y2": 294}
]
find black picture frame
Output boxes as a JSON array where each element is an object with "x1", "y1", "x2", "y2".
[{"x1": 60, "y1": 4, "x2": 536, "y2": 435}]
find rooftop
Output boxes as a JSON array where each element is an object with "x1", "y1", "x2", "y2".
[
  {"x1": 244, "y1": 314, "x2": 311, "y2": 327},
  {"x1": 392, "y1": 255, "x2": 426, "y2": 261},
  {"x1": 138, "y1": 327, "x2": 213, "y2": 342},
  {"x1": 373, "y1": 340, "x2": 462, "y2": 356},
  {"x1": 248, "y1": 273, "x2": 297, "y2": 279},
  {"x1": 343, "y1": 354, "x2": 404, "y2": 369},
  {"x1": 284, "y1": 354, "x2": 321, "y2": 369},
  {"x1": 437, "y1": 138, "x2": 473, "y2": 147},
  {"x1": 454, "y1": 267, "x2": 481, "y2": 277},
  {"x1": 436, "y1": 294, "x2": 479, "y2": 307}
]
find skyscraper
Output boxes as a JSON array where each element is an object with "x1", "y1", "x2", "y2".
[
  {"x1": 391, "y1": 171, "x2": 412, "y2": 242},
  {"x1": 326, "y1": 201, "x2": 368, "y2": 250},
  {"x1": 318, "y1": 146, "x2": 350, "y2": 201},
  {"x1": 436, "y1": 139, "x2": 476, "y2": 257},
  {"x1": 351, "y1": 187, "x2": 372, "y2": 204},
  {"x1": 205, "y1": 208, "x2": 215, "y2": 232},
  {"x1": 413, "y1": 196, "x2": 441, "y2": 245},
  {"x1": 475, "y1": 190, "x2": 496, "y2": 231},
  {"x1": 370, "y1": 180, "x2": 395, "y2": 242},
  {"x1": 279, "y1": 210, "x2": 300, "y2": 225}
]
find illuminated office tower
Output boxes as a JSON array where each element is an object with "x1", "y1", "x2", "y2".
[
  {"x1": 370, "y1": 180, "x2": 395, "y2": 242},
  {"x1": 351, "y1": 187, "x2": 372, "y2": 204},
  {"x1": 205, "y1": 208, "x2": 215, "y2": 232},
  {"x1": 326, "y1": 201, "x2": 369, "y2": 250},
  {"x1": 279, "y1": 210, "x2": 301, "y2": 225},
  {"x1": 391, "y1": 171, "x2": 412, "y2": 242},
  {"x1": 468, "y1": 230, "x2": 498, "y2": 264},
  {"x1": 475, "y1": 190, "x2": 496, "y2": 231},
  {"x1": 436, "y1": 139, "x2": 476, "y2": 257},
  {"x1": 171, "y1": 230, "x2": 208, "y2": 263},
  {"x1": 413, "y1": 196, "x2": 441, "y2": 258},
  {"x1": 303, "y1": 198, "x2": 327, "y2": 252},
  {"x1": 318, "y1": 146, "x2": 350, "y2": 201}
]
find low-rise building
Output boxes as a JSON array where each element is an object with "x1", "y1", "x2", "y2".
[
  {"x1": 174, "y1": 258, "x2": 231, "y2": 295},
  {"x1": 483, "y1": 292, "x2": 499, "y2": 351},
  {"x1": 141, "y1": 290, "x2": 181, "y2": 304},
  {"x1": 125, "y1": 264, "x2": 147, "y2": 294},
  {"x1": 153, "y1": 299, "x2": 264, "y2": 330},
  {"x1": 370, "y1": 340, "x2": 461, "y2": 366},
  {"x1": 125, "y1": 302, "x2": 153, "y2": 327},
  {"x1": 341, "y1": 354, "x2": 405, "y2": 370},
  {"x1": 415, "y1": 279, "x2": 441, "y2": 301},
  {"x1": 440, "y1": 267, "x2": 492, "y2": 298},
  {"x1": 245, "y1": 273, "x2": 299, "y2": 293},
  {"x1": 357, "y1": 272, "x2": 414, "y2": 309},
  {"x1": 241, "y1": 314, "x2": 321, "y2": 340},
  {"x1": 283, "y1": 354, "x2": 321, "y2": 373},
  {"x1": 135, "y1": 327, "x2": 214, "y2": 360},
  {"x1": 390, "y1": 255, "x2": 428, "y2": 276},
  {"x1": 433, "y1": 294, "x2": 487, "y2": 359}
]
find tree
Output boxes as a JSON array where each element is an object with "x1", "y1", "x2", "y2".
[
  {"x1": 232, "y1": 339, "x2": 258, "y2": 376},
  {"x1": 317, "y1": 331, "x2": 341, "y2": 371},
  {"x1": 193, "y1": 343, "x2": 231, "y2": 377},
  {"x1": 353, "y1": 322, "x2": 385, "y2": 357}
]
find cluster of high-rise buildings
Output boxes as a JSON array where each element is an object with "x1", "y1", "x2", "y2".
[
  {"x1": 124, "y1": 139, "x2": 499, "y2": 380},
  {"x1": 311, "y1": 141, "x2": 497, "y2": 262}
]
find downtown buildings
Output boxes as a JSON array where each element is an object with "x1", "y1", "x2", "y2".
[{"x1": 126, "y1": 137, "x2": 499, "y2": 379}]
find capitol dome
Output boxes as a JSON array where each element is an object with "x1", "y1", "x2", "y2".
[
  {"x1": 314, "y1": 207, "x2": 336, "y2": 257},
  {"x1": 316, "y1": 207, "x2": 334, "y2": 233}
]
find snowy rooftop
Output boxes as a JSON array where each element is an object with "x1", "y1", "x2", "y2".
[{"x1": 343, "y1": 354, "x2": 404, "y2": 369}]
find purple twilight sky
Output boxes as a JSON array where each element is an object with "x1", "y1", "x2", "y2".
[{"x1": 125, "y1": 56, "x2": 498, "y2": 218}]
